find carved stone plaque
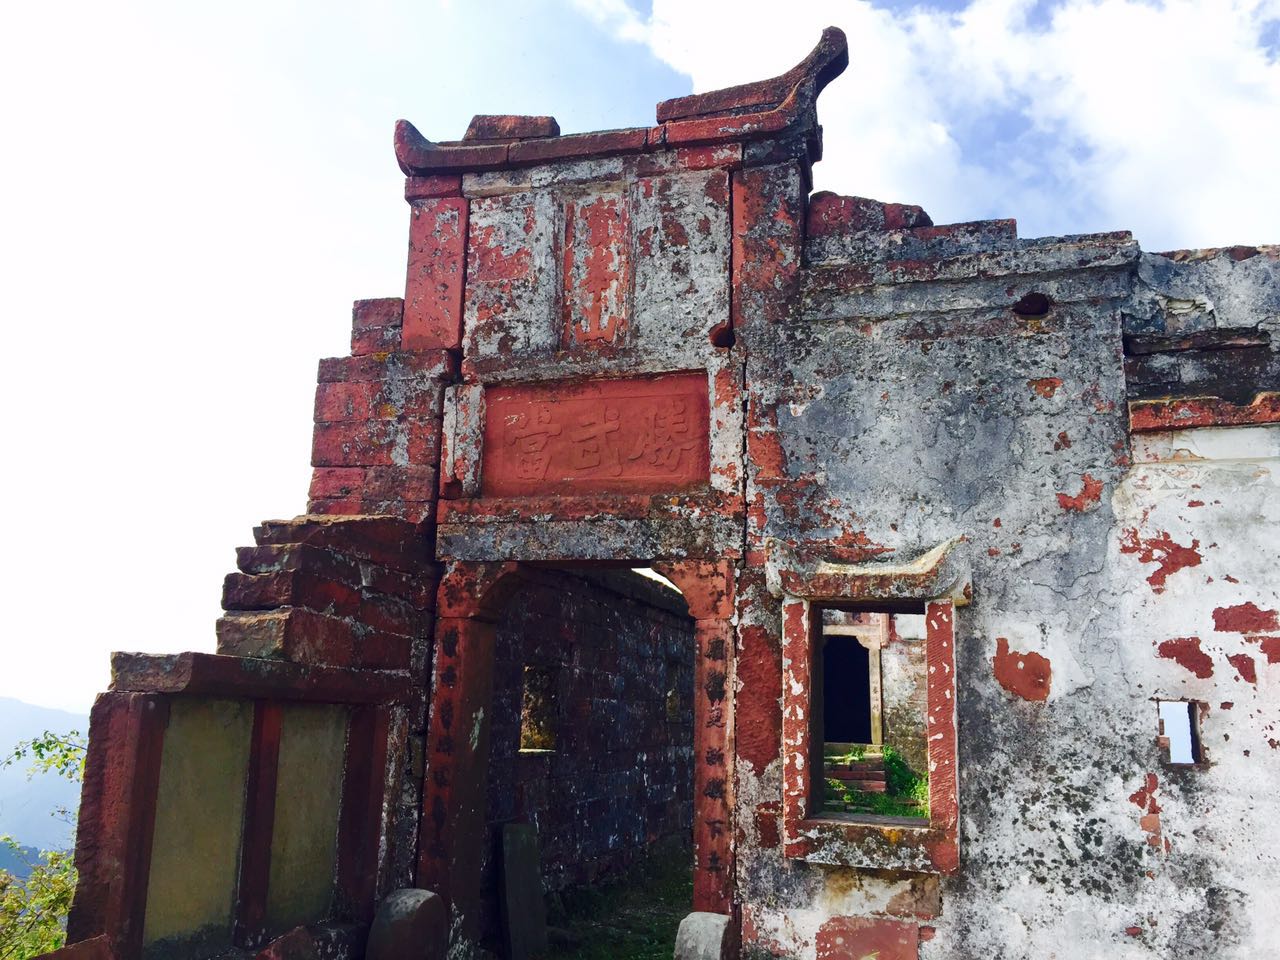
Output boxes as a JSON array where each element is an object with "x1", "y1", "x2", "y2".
[{"x1": 482, "y1": 372, "x2": 710, "y2": 496}]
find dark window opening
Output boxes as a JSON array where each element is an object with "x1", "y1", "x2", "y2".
[
  {"x1": 1157, "y1": 699, "x2": 1202, "y2": 765},
  {"x1": 813, "y1": 606, "x2": 929, "y2": 823}
]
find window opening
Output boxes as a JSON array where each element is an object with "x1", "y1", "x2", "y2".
[
  {"x1": 815, "y1": 608, "x2": 929, "y2": 822},
  {"x1": 520, "y1": 664, "x2": 558, "y2": 752},
  {"x1": 665, "y1": 657, "x2": 683, "y2": 722},
  {"x1": 1157, "y1": 700, "x2": 1201, "y2": 765}
]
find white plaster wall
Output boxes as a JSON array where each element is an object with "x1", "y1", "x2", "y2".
[{"x1": 1107, "y1": 424, "x2": 1280, "y2": 955}]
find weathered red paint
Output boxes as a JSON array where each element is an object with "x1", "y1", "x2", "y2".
[
  {"x1": 507, "y1": 126, "x2": 649, "y2": 165},
  {"x1": 55, "y1": 24, "x2": 1280, "y2": 960},
  {"x1": 1213, "y1": 602, "x2": 1280, "y2": 634},
  {"x1": 734, "y1": 623, "x2": 782, "y2": 773},
  {"x1": 234, "y1": 702, "x2": 282, "y2": 947},
  {"x1": 992, "y1": 637, "x2": 1052, "y2": 701},
  {"x1": 923, "y1": 601, "x2": 960, "y2": 873},
  {"x1": 350, "y1": 298, "x2": 403, "y2": 356},
  {"x1": 417, "y1": 612, "x2": 498, "y2": 938},
  {"x1": 1257, "y1": 636, "x2": 1280, "y2": 664},
  {"x1": 781, "y1": 596, "x2": 960, "y2": 874},
  {"x1": 1128, "y1": 774, "x2": 1164, "y2": 847},
  {"x1": 334, "y1": 705, "x2": 391, "y2": 924},
  {"x1": 779, "y1": 598, "x2": 813, "y2": 843},
  {"x1": 404, "y1": 174, "x2": 463, "y2": 202},
  {"x1": 110, "y1": 652, "x2": 412, "y2": 703},
  {"x1": 815, "y1": 916, "x2": 918, "y2": 960},
  {"x1": 1129, "y1": 773, "x2": 1159, "y2": 812},
  {"x1": 403, "y1": 197, "x2": 468, "y2": 350},
  {"x1": 1028, "y1": 377, "x2": 1064, "y2": 398},
  {"x1": 691, "y1": 617, "x2": 734, "y2": 914},
  {"x1": 653, "y1": 560, "x2": 736, "y2": 620},
  {"x1": 1120, "y1": 529, "x2": 1203, "y2": 592},
  {"x1": 1129, "y1": 393, "x2": 1280, "y2": 432},
  {"x1": 754, "y1": 805, "x2": 781, "y2": 849},
  {"x1": 1056, "y1": 473, "x2": 1103, "y2": 512},
  {"x1": 481, "y1": 373, "x2": 710, "y2": 497},
  {"x1": 1157, "y1": 637, "x2": 1214, "y2": 678},
  {"x1": 462, "y1": 114, "x2": 559, "y2": 141},
  {"x1": 562, "y1": 193, "x2": 631, "y2": 347},
  {"x1": 1227, "y1": 653, "x2": 1257, "y2": 684},
  {"x1": 807, "y1": 192, "x2": 931, "y2": 237},
  {"x1": 65, "y1": 694, "x2": 168, "y2": 957},
  {"x1": 657, "y1": 27, "x2": 847, "y2": 123},
  {"x1": 732, "y1": 163, "x2": 803, "y2": 329}
]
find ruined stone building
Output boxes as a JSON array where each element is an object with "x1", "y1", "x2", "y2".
[{"x1": 41, "y1": 27, "x2": 1280, "y2": 960}]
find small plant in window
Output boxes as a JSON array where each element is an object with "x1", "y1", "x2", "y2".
[
  {"x1": 520, "y1": 664, "x2": 558, "y2": 751},
  {"x1": 665, "y1": 658, "x2": 684, "y2": 722}
]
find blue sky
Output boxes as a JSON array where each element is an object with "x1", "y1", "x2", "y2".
[{"x1": 1, "y1": 0, "x2": 1277, "y2": 711}]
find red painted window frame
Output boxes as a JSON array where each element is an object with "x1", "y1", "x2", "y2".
[{"x1": 780, "y1": 597, "x2": 960, "y2": 874}]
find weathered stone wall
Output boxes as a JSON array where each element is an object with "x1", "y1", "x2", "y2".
[
  {"x1": 478, "y1": 569, "x2": 694, "y2": 939},
  {"x1": 880, "y1": 619, "x2": 927, "y2": 776},
  {"x1": 732, "y1": 190, "x2": 1280, "y2": 959}
]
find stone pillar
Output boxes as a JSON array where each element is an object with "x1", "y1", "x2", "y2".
[
  {"x1": 417, "y1": 562, "x2": 519, "y2": 944},
  {"x1": 655, "y1": 561, "x2": 736, "y2": 915}
]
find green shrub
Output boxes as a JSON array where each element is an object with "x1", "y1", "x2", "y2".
[
  {"x1": 823, "y1": 744, "x2": 928, "y2": 819},
  {"x1": 1, "y1": 731, "x2": 85, "y2": 960},
  {"x1": 0, "y1": 841, "x2": 76, "y2": 959},
  {"x1": 882, "y1": 745, "x2": 929, "y2": 813}
]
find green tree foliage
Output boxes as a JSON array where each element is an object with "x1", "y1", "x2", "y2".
[
  {"x1": 0, "y1": 843, "x2": 77, "y2": 959},
  {"x1": 823, "y1": 744, "x2": 929, "y2": 819},
  {"x1": 1, "y1": 730, "x2": 85, "y2": 960}
]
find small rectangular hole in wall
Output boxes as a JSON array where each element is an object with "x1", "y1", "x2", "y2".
[
  {"x1": 1157, "y1": 700, "x2": 1201, "y2": 764},
  {"x1": 665, "y1": 658, "x2": 684, "y2": 723},
  {"x1": 813, "y1": 606, "x2": 930, "y2": 823},
  {"x1": 520, "y1": 664, "x2": 557, "y2": 751}
]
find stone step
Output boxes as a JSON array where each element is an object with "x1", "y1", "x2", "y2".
[
  {"x1": 834, "y1": 779, "x2": 886, "y2": 793},
  {"x1": 828, "y1": 761, "x2": 885, "y2": 774},
  {"x1": 828, "y1": 768, "x2": 886, "y2": 781}
]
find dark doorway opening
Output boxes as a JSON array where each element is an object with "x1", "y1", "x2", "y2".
[
  {"x1": 823, "y1": 637, "x2": 871, "y2": 743},
  {"x1": 481, "y1": 567, "x2": 695, "y2": 958}
]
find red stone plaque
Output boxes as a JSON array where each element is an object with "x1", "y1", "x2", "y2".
[{"x1": 482, "y1": 372, "x2": 710, "y2": 497}]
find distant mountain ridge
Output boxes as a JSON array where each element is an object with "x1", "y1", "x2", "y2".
[
  {"x1": 0, "y1": 698, "x2": 88, "y2": 852},
  {"x1": 0, "y1": 839, "x2": 43, "y2": 879}
]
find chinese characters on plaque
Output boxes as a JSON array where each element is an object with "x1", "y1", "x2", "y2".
[{"x1": 482, "y1": 372, "x2": 710, "y2": 497}]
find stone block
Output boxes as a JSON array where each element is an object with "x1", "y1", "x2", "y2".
[
  {"x1": 351, "y1": 298, "x2": 404, "y2": 356},
  {"x1": 674, "y1": 912, "x2": 729, "y2": 960},
  {"x1": 365, "y1": 889, "x2": 447, "y2": 960},
  {"x1": 500, "y1": 824, "x2": 548, "y2": 960},
  {"x1": 404, "y1": 198, "x2": 468, "y2": 350}
]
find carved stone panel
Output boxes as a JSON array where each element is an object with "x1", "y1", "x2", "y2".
[{"x1": 481, "y1": 372, "x2": 710, "y2": 497}]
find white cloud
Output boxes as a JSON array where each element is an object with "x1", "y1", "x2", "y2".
[
  {"x1": 576, "y1": 0, "x2": 1280, "y2": 249},
  {"x1": 0, "y1": 0, "x2": 1274, "y2": 713}
]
